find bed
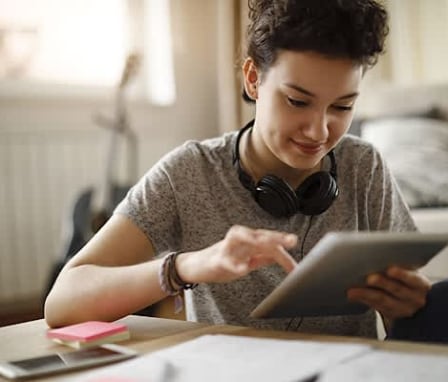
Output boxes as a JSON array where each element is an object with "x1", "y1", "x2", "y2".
[{"x1": 353, "y1": 84, "x2": 448, "y2": 281}]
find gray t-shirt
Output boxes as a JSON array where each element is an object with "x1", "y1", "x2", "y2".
[{"x1": 115, "y1": 131, "x2": 416, "y2": 338}]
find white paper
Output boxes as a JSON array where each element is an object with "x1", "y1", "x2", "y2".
[
  {"x1": 71, "y1": 334, "x2": 371, "y2": 382},
  {"x1": 319, "y1": 349, "x2": 448, "y2": 382}
]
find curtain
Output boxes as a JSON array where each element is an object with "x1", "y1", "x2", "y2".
[
  {"x1": 365, "y1": 0, "x2": 448, "y2": 87},
  {"x1": 216, "y1": 0, "x2": 254, "y2": 133}
]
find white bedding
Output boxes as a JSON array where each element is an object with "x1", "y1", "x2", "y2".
[
  {"x1": 362, "y1": 117, "x2": 448, "y2": 209},
  {"x1": 412, "y1": 208, "x2": 448, "y2": 233},
  {"x1": 355, "y1": 85, "x2": 448, "y2": 280},
  {"x1": 412, "y1": 208, "x2": 448, "y2": 281}
]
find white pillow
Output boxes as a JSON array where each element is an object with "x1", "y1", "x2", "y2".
[
  {"x1": 362, "y1": 117, "x2": 448, "y2": 150},
  {"x1": 361, "y1": 117, "x2": 448, "y2": 208}
]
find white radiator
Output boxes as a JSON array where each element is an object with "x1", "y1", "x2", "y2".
[{"x1": 0, "y1": 128, "x2": 104, "y2": 303}]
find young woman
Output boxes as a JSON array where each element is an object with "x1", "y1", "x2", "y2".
[{"x1": 45, "y1": 0, "x2": 435, "y2": 340}]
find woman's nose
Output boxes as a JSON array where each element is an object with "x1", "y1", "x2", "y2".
[{"x1": 302, "y1": 112, "x2": 329, "y2": 142}]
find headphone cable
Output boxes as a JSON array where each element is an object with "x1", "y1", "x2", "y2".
[
  {"x1": 300, "y1": 215, "x2": 314, "y2": 260},
  {"x1": 286, "y1": 215, "x2": 315, "y2": 331}
]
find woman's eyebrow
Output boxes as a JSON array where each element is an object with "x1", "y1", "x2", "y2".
[
  {"x1": 284, "y1": 82, "x2": 359, "y2": 100},
  {"x1": 336, "y1": 92, "x2": 359, "y2": 100},
  {"x1": 284, "y1": 83, "x2": 315, "y2": 97}
]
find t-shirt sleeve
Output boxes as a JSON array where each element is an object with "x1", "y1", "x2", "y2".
[
  {"x1": 359, "y1": 145, "x2": 417, "y2": 232},
  {"x1": 114, "y1": 147, "x2": 185, "y2": 255}
]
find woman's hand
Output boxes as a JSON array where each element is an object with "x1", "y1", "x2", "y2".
[
  {"x1": 176, "y1": 225, "x2": 298, "y2": 284},
  {"x1": 347, "y1": 266, "x2": 431, "y2": 331}
]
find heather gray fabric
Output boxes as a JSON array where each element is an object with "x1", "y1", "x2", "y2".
[{"x1": 115, "y1": 131, "x2": 416, "y2": 338}]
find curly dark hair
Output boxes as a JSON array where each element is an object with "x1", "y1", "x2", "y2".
[{"x1": 243, "y1": 0, "x2": 389, "y2": 100}]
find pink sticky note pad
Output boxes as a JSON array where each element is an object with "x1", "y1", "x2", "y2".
[{"x1": 47, "y1": 321, "x2": 128, "y2": 342}]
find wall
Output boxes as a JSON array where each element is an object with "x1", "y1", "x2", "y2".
[
  {"x1": 0, "y1": 0, "x2": 219, "y2": 306},
  {"x1": 359, "y1": 0, "x2": 448, "y2": 98}
]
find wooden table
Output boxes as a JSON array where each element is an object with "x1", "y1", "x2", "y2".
[{"x1": 1, "y1": 316, "x2": 448, "y2": 381}]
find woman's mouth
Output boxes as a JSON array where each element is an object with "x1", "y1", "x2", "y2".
[{"x1": 290, "y1": 139, "x2": 323, "y2": 155}]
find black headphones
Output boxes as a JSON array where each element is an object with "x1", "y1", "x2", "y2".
[{"x1": 233, "y1": 120, "x2": 339, "y2": 218}]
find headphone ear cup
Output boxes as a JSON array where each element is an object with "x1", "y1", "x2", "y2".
[
  {"x1": 254, "y1": 175, "x2": 299, "y2": 218},
  {"x1": 233, "y1": 122, "x2": 339, "y2": 218},
  {"x1": 295, "y1": 171, "x2": 339, "y2": 215}
]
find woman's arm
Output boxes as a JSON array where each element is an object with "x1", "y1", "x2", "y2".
[
  {"x1": 44, "y1": 214, "x2": 164, "y2": 327},
  {"x1": 45, "y1": 216, "x2": 299, "y2": 328}
]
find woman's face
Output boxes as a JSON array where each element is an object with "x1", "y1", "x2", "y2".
[{"x1": 245, "y1": 50, "x2": 362, "y2": 180}]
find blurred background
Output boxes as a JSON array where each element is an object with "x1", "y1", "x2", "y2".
[{"x1": 1, "y1": 0, "x2": 447, "y2": 326}]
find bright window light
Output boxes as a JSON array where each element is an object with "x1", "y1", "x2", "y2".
[
  {"x1": 144, "y1": 0, "x2": 176, "y2": 105},
  {"x1": 0, "y1": 0, "x2": 127, "y2": 87},
  {"x1": 0, "y1": 0, "x2": 177, "y2": 105}
]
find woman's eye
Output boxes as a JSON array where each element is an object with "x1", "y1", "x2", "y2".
[
  {"x1": 287, "y1": 97, "x2": 308, "y2": 108},
  {"x1": 333, "y1": 105, "x2": 353, "y2": 112}
]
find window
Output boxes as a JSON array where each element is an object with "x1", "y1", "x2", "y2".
[
  {"x1": 0, "y1": 0, "x2": 176, "y2": 104},
  {"x1": 144, "y1": 0, "x2": 176, "y2": 105}
]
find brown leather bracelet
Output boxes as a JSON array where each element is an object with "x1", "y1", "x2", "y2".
[{"x1": 170, "y1": 252, "x2": 198, "y2": 290}]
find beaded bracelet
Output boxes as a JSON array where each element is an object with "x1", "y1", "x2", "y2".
[{"x1": 158, "y1": 252, "x2": 178, "y2": 296}]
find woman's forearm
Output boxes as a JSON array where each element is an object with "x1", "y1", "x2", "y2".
[{"x1": 44, "y1": 259, "x2": 165, "y2": 328}]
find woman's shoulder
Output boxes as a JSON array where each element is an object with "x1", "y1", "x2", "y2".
[
  {"x1": 156, "y1": 131, "x2": 236, "y2": 173},
  {"x1": 182, "y1": 131, "x2": 236, "y2": 157},
  {"x1": 335, "y1": 134, "x2": 381, "y2": 162},
  {"x1": 333, "y1": 134, "x2": 389, "y2": 180}
]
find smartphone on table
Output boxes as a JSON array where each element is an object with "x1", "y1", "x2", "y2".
[{"x1": 0, "y1": 344, "x2": 137, "y2": 380}]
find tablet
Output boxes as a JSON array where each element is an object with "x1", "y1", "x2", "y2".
[{"x1": 251, "y1": 231, "x2": 448, "y2": 318}]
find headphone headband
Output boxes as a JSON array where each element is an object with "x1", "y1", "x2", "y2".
[{"x1": 232, "y1": 119, "x2": 255, "y2": 166}]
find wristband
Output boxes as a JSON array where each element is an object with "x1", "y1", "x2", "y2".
[
  {"x1": 158, "y1": 252, "x2": 179, "y2": 296},
  {"x1": 169, "y1": 252, "x2": 198, "y2": 291},
  {"x1": 157, "y1": 252, "x2": 181, "y2": 315},
  {"x1": 158, "y1": 252, "x2": 198, "y2": 315}
]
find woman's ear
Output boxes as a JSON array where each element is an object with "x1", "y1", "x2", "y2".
[{"x1": 242, "y1": 57, "x2": 259, "y2": 101}]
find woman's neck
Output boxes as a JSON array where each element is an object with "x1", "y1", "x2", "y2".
[{"x1": 240, "y1": 126, "x2": 322, "y2": 189}]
